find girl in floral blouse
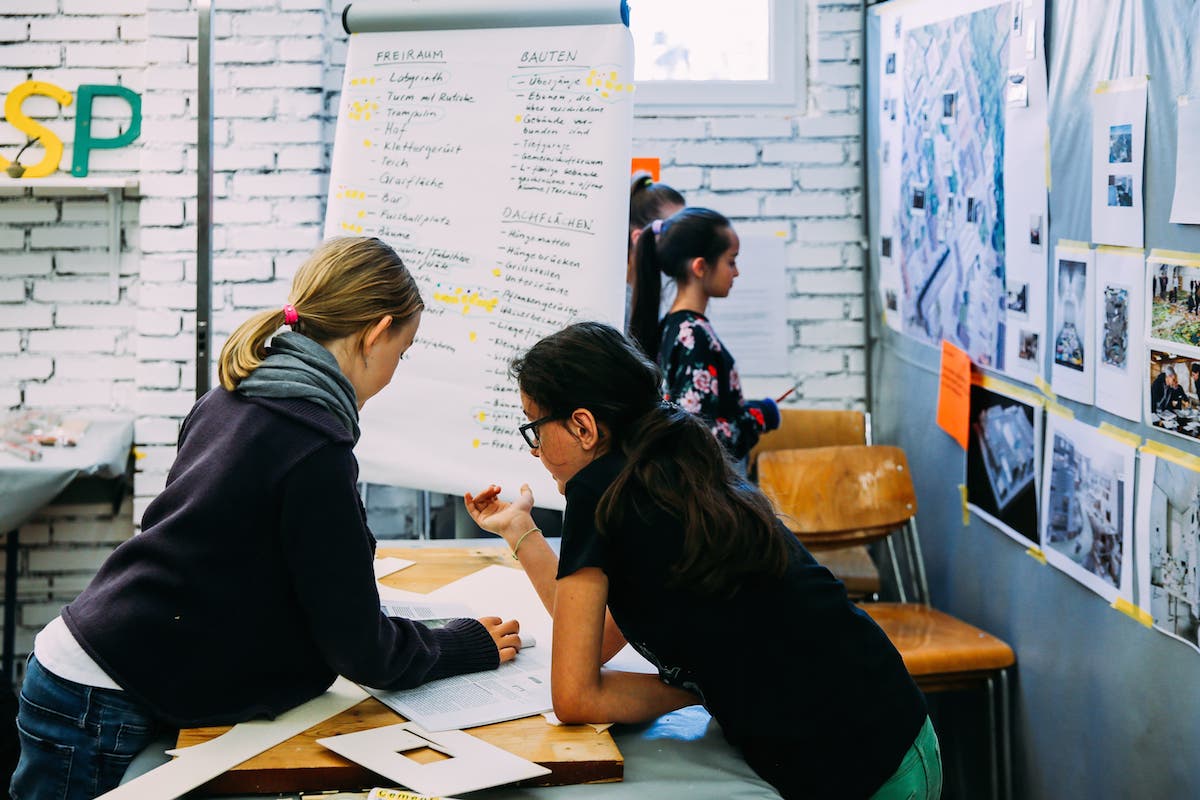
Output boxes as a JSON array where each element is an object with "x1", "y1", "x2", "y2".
[{"x1": 628, "y1": 207, "x2": 780, "y2": 460}]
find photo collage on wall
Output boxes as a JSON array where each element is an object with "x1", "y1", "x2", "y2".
[
  {"x1": 1147, "y1": 252, "x2": 1200, "y2": 444},
  {"x1": 1136, "y1": 448, "x2": 1200, "y2": 653}
]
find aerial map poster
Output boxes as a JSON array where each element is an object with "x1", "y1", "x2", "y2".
[{"x1": 874, "y1": 0, "x2": 1048, "y2": 380}]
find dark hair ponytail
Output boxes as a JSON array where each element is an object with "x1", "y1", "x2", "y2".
[
  {"x1": 512, "y1": 321, "x2": 787, "y2": 597},
  {"x1": 628, "y1": 171, "x2": 685, "y2": 255},
  {"x1": 628, "y1": 207, "x2": 733, "y2": 359}
]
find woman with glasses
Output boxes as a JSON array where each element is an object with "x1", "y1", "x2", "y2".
[
  {"x1": 627, "y1": 206, "x2": 780, "y2": 462},
  {"x1": 12, "y1": 237, "x2": 523, "y2": 800},
  {"x1": 464, "y1": 321, "x2": 940, "y2": 800}
]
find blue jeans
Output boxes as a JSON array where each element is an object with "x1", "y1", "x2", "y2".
[{"x1": 10, "y1": 655, "x2": 164, "y2": 800}]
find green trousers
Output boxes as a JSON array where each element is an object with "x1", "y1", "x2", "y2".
[{"x1": 870, "y1": 716, "x2": 943, "y2": 800}]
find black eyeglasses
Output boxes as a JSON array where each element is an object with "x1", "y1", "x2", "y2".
[{"x1": 518, "y1": 415, "x2": 556, "y2": 448}]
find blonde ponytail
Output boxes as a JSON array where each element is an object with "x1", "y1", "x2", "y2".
[{"x1": 218, "y1": 308, "x2": 287, "y2": 390}]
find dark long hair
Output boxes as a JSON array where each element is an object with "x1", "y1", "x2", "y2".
[
  {"x1": 628, "y1": 171, "x2": 685, "y2": 256},
  {"x1": 628, "y1": 207, "x2": 732, "y2": 358},
  {"x1": 511, "y1": 322, "x2": 787, "y2": 596}
]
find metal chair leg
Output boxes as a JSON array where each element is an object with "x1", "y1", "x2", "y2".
[
  {"x1": 986, "y1": 674, "x2": 998, "y2": 800},
  {"x1": 1000, "y1": 668, "x2": 1012, "y2": 800},
  {"x1": 884, "y1": 536, "x2": 908, "y2": 603},
  {"x1": 907, "y1": 519, "x2": 932, "y2": 605}
]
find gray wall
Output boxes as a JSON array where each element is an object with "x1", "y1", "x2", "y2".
[{"x1": 867, "y1": 1, "x2": 1200, "y2": 797}]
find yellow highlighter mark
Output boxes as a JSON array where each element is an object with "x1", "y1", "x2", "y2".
[
  {"x1": 432, "y1": 284, "x2": 499, "y2": 315},
  {"x1": 472, "y1": 439, "x2": 481, "y2": 449},
  {"x1": 469, "y1": 331, "x2": 478, "y2": 342}
]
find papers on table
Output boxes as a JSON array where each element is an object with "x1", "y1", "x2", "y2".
[
  {"x1": 318, "y1": 722, "x2": 550, "y2": 796},
  {"x1": 374, "y1": 556, "x2": 415, "y2": 581},
  {"x1": 368, "y1": 564, "x2": 555, "y2": 731}
]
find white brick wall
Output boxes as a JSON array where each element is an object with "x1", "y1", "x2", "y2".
[{"x1": 0, "y1": 0, "x2": 868, "y2": 651}]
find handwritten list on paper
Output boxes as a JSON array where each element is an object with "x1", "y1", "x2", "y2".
[{"x1": 324, "y1": 25, "x2": 633, "y2": 506}]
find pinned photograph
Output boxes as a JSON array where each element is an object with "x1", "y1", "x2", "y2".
[
  {"x1": 966, "y1": 197, "x2": 980, "y2": 223},
  {"x1": 1029, "y1": 214, "x2": 1043, "y2": 250},
  {"x1": 942, "y1": 91, "x2": 957, "y2": 121},
  {"x1": 1148, "y1": 259, "x2": 1200, "y2": 349},
  {"x1": 1018, "y1": 330, "x2": 1039, "y2": 363},
  {"x1": 1148, "y1": 350, "x2": 1200, "y2": 443},
  {"x1": 1101, "y1": 285, "x2": 1129, "y2": 369},
  {"x1": 882, "y1": 140, "x2": 891, "y2": 164},
  {"x1": 1006, "y1": 282, "x2": 1028, "y2": 316},
  {"x1": 1108, "y1": 123, "x2": 1133, "y2": 163},
  {"x1": 1107, "y1": 174, "x2": 1134, "y2": 207},
  {"x1": 885, "y1": 52, "x2": 896, "y2": 75},
  {"x1": 1007, "y1": 69, "x2": 1028, "y2": 108},
  {"x1": 1040, "y1": 415, "x2": 1136, "y2": 604},
  {"x1": 911, "y1": 187, "x2": 926, "y2": 210},
  {"x1": 1054, "y1": 259, "x2": 1087, "y2": 372},
  {"x1": 967, "y1": 383, "x2": 1042, "y2": 547},
  {"x1": 1012, "y1": 0, "x2": 1023, "y2": 33},
  {"x1": 1136, "y1": 452, "x2": 1200, "y2": 653},
  {"x1": 881, "y1": 236, "x2": 893, "y2": 259},
  {"x1": 885, "y1": 289, "x2": 898, "y2": 311}
]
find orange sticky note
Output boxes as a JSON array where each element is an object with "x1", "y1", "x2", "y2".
[
  {"x1": 936, "y1": 340, "x2": 971, "y2": 450},
  {"x1": 631, "y1": 157, "x2": 660, "y2": 181}
]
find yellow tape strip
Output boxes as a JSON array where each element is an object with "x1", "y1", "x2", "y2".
[
  {"x1": 1057, "y1": 239, "x2": 1091, "y2": 253},
  {"x1": 1094, "y1": 75, "x2": 1149, "y2": 94},
  {"x1": 1034, "y1": 375, "x2": 1057, "y2": 399},
  {"x1": 1147, "y1": 248, "x2": 1200, "y2": 268},
  {"x1": 1026, "y1": 546, "x2": 1047, "y2": 564},
  {"x1": 1097, "y1": 422, "x2": 1142, "y2": 448},
  {"x1": 1045, "y1": 400, "x2": 1074, "y2": 419},
  {"x1": 1095, "y1": 245, "x2": 1144, "y2": 256},
  {"x1": 1141, "y1": 439, "x2": 1200, "y2": 472},
  {"x1": 1112, "y1": 597, "x2": 1154, "y2": 628},
  {"x1": 1182, "y1": 95, "x2": 1192, "y2": 107},
  {"x1": 979, "y1": 374, "x2": 1046, "y2": 408},
  {"x1": 959, "y1": 484, "x2": 969, "y2": 526}
]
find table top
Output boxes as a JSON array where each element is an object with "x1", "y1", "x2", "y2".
[
  {"x1": 0, "y1": 412, "x2": 135, "y2": 532},
  {"x1": 125, "y1": 541, "x2": 781, "y2": 799},
  {"x1": 174, "y1": 546, "x2": 624, "y2": 795}
]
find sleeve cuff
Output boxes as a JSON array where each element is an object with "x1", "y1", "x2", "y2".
[{"x1": 425, "y1": 618, "x2": 500, "y2": 680}]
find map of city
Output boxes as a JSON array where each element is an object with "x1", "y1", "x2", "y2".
[{"x1": 899, "y1": 6, "x2": 1010, "y2": 367}]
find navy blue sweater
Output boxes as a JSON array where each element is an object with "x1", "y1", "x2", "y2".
[{"x1": 63, "y1": 389, "x2": 498, "y2": 728}]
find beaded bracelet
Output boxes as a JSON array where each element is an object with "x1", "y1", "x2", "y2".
[{"x1": 511, "y1": 526, "x2": 541, "y2": 560}]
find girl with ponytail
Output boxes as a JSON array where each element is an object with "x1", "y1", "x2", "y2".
[
  {"x1": 13, "y1": 237, "x2": 523, "y2": 800},
  {"x1": 628, "y1": 207, "x2": 780, "y2": 462},
  {"x1": 464, "y1": 322, "x2": 940, "y2": 800}
]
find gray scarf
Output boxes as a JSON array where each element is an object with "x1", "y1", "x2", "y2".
[{"x1": 237, "y1": 331, "x2": 360, "y2": 442}]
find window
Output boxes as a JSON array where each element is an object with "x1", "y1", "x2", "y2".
[{"x1": 628, "y1": 0, "x2": 805, "y2": 112}]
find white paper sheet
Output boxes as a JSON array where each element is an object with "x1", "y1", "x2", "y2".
[
  {"x1": 367, "y1": 643, "x2": 553, "y2": 732},
  {"x1": 374, "y1": 556, "x2": 415, "y2": 580},
  {"x1": 1039, "y1": 415, "x2": 1136, "y2": 604},
  {"x1": 1093, "y1": 247, "x2": 1145, "y2": 421},
  {"x1": 1091, "y1": 76, "x2": 1147, "y2": 248},
  {"x1": 1051, "y1": 243, "x2": 1096, "y2": 403},
  {"x1": 318, "y1": 722, "x2": 550, "y2": 796},
  {"x1": 1135, "y1": 451, "x2": 1200, "y2": 653},
  {"x1": 369, "y1": 564, "x2": 555, "y2": 731},
  {"x1": 1169, "y1": 96, "x2": 1200, "y2": 224},
  {"x1": 327, "y1": 23, "x2": 634, "y2": 511},
  {"x1": 99, "y1": 679, "x2": 369, "y2": 800},
  {"x1": 704, "y1": 236, "x2": 790, "y2": 377}
]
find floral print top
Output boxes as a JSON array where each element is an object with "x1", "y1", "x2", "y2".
[{"x1": 657, "y1": 309, "x2": 766, "y2": 460}]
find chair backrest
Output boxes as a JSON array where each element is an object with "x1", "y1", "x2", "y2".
[
  {"x1": 750, "y1": 408, "x2": 868, "y2": 463},
  {"x1": 757, "y1": 445, "x2": 917, "y2": 549}
]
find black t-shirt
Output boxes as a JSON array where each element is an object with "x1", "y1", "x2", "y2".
[{"x1": 558, "y1": 452, "x2": 928, "y2": 798}]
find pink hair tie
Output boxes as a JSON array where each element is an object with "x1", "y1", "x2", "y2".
[{"x1": 282, "y1": 304, "x2": 299, "y2": 325}]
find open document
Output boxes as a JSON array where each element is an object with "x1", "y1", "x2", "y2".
[
  {"x1": 368, "y1": 564, "x2": 555, "y2": 731},
  {"x1": 367, "y1": 643, "x2": 552, "y2": 732}
]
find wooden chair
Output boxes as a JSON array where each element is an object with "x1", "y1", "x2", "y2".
[
  {"x1": 748, "y1": 409, "x2": 880, "y2": 599},
  {"x1": 757, "y1": 444, "x2": 1015, "y2": 800}
]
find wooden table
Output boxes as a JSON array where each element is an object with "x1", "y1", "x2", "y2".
[{"x1": 175, "y1": 545, "x2": 624, "y2": 795}]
